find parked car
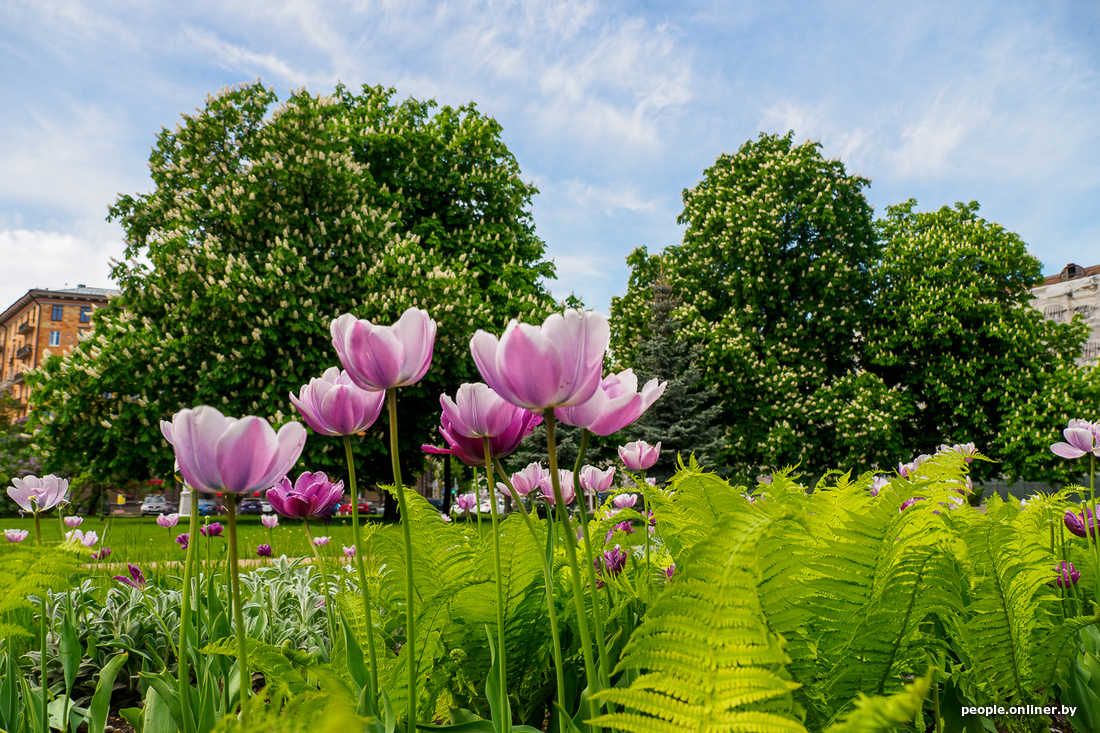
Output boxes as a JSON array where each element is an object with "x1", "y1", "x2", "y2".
[
  {"x1": 337, "y1": 499, "x2": 373, "y2": 516},
  {"x1": 198, "y1": 499, "x2": 226, "y2": 516},
  {"x1": 238, "y1": 498, "x2": 267, "y2": 515},
  {"x1": 140, "y1": 497, "x2": 177, "y2": 517}
]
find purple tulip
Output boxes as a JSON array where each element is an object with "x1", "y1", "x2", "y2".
[
  {"x1": 313, "y1": 536, "x2": 331, "y2": 547},
  {"x1": 175, "y1": 533, "x2": 189, "y2": 550},
  {"x1": 614, "y1": 520, "x2": 635, "y2": 535},
  {"x1": 200, "y1": 522, "x2": 223, "y2": 538},
  {"x1": 556, "y1": 369, "x2": 667, "y2": 436},
  {"x1": 160, "y1": 406, "x2": 307, "y2": 495},
  {"x1": 157, "y1": 513, "x2": 180, "y2": 529},
  {"x1": 261, "y1": 514, "x2": 279, "y2": 529},
  {"x1": 267, "y1": 471, "x2": 344, "y2": 520},
  {"x1": 1066, "y1": 508, "x2": 1098, "y2": 538},
  {"x1": 289, "y1": 367, "x2": 387, "y2": 436},
  {"x1": 92, "y1": 546, "x2": 111, "y2": 560},
  {"x1": 113, "y1": 564, "x2": 146, "y2": 590},
  {"x1": 5, "y1": 529, "x2": 28, "y2": 543},
  {"x1": 470, "y1": 309, "x2": 609, "y2": 411},
  {"x1": 899, "y1": 497, "x2": 926, "y2": 512},
  {"x1": 455, "y1": 493, "x2": 477, "y2": 513},
  {"x1": 579, "y1": 466, "x2": 615, "y2": 495},
  {"x1": 441, "y1": 383, "x2": 524, "y2": 439},
  {"x1": 64, "y1": 516, "x2": 83, "y2": 529},
  {"x1": 619, "y1": 441, "x2": 661, "y2": 471},
  {"x1": 256, "y1": 543, "x2": 273, "y2": 558},
  {"x1": 344, "y1": 545, "x2": 356, "y2": 557},
  {"x1": 1051, "y1": 420, "x2": 1100, "y2": 459},
  {"x1": 870, "y1": 476, "x2": 890, "y2": 496},
  {"x1": 663, "y1": 564, "x2": 675, "y2": 581},
  {"x1": 1055, "y1": 561, "x2": 1080, "y2": 588},
  {"x1": 603, "y1": 545, "x2": 628, "y2": 575},
  {"x1": 423, "y1": 409, "x2": 541, "y2": 467},
  {"x1": 503, "y1": 462, "x2": 552, "y2": 500},
  {"x1": 330, "y1": 307, "x2": 437, "y2": 391},
  {"x1": 8, "y1": 474, "x2": 68, "y2": 514},
  {"x1": 66, "y1": 529, "x2": 99, "y2": 547}
]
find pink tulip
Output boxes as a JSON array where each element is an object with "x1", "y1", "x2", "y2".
[
  {"x1": 66, "y1": 529, "x2": 99, "y2": 547},
  {"x1": 556, "y1": 369, "x2": 666, "y2": 436},
  {"x1": 612, "y1": 493, "x2": 637, "y2": 510},
  {"x1": 160, "y1": 406, "x2": 306, "y2": 494},
  {"x1": 423, "y1": 409, "x2": 541, "y2": 467},
  {"x1": 578, "y1": 466, "x2": 615, "y2": 494},
  {"x1": 470, "y1": 309, "x2": 609, "y2": 411},
  {"x1": 330, "y1": 307, "x2": 437, "y2": 391},
  {"x1": 261, "y1": 514, "x2": 279, "y2": 529},
  {"x1": 4, "y1": 529, "x2": 28, "y2": 543},
  {"x1": 344, "y1": 545, "x2": 356, "y2": 557},
  {"x1": 8, "y1": 475, "x2": 68, "y2": 514},
  {"x1": 440, "y1": 512, "x2": 452, "y2": 523},
  {"x1": 92, "y1": 546, "x2": 112, "y2": 560},
  {"x1": 503, "y1": 462, "x2": 552, "y2": 501},
  {"x1": 267, "y1": 471, "x2": 344, "y2": 520},
  {"x1": 1051, "y1": 420, "x2": 1100, "y2": 459},
  {"x1": 898, "y1": 454, "x2": 930, "y2": 479},
  {"x1": 540, "y1": 471, "x2": 575, "y2": 505},
  {"x1": 289, "y1": 367, "x2": 386, "y2": 436},
  {"x1": 157, "y1": 513, "x2": 180, "y2": 529},
  {"x1": 313, "y1": 536, "x2": 331, "y2": 547},
  {"x1": 64, "y1": 516, "x2": 83, "y2": 529},
  {"x1": 618, "y1": 441, "x2": 661, "y2": 471},
  {"x1": 455, "y1": 493, "x2": 477, "y2": 513},
  {"x1": 441, "y1": 383, "x2": 521, "y2": 439}
]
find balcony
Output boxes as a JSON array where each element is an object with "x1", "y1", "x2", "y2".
[
  {"x1": 13, "y1": 372, "x2": 24, "y2": 385},
  {"x1": 16, "y1": 321, "x2": 34, "y2": 336},
  {"x1": 15, "y1": 344, "x2": 32, "y2": 361},
  {"x1": 0, "y1": 379, "x2": 11, "y2": 394}
]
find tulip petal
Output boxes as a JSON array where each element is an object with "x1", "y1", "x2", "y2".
[
  {"x1": 215, "y1": 417, "x2": 278, "y2": 493},
  {"x1": 1051, "y1": 442, "x2": 1087, "y2": 459},
  {"x1": 174, "y1": 407, "x2": 230, "y2": 492},
  {"x1": 497, "y1": 322, "x2": 563, "y2": 409},
  {"x1": 393, "y1": 307, "x2": 436, "y2": 386}
]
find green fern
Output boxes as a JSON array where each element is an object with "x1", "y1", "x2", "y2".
[
  {"x1": 0, "y1": 543, "x2": 84, "y2": 642},
  {"x1": 822, "y1": 672, "x2": 930, "y2": 733},
  {"x1": 590, "y1": 506, "x2": 807, "y2": 733}
]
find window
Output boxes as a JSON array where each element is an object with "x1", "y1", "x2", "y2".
[
  {"x1": 1086, "y1": 342, "x2": 1100, "y2": 362},
  {"x1": 51, "y1": 305, "x2": 63, "y2": 321},
  {"x1": 79, "y1": 306, "x2": 91, "y2": 323},
  {"x1": 49, "y1": 331, "x2": 61, "y2": 347},
  {"x1": 1042, "y1": 304, "x2": 1065, "y2": 321}
]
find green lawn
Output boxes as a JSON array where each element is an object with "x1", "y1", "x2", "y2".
[{"x1": 1, "y1": 513, "x2": 404, "y2": 564}]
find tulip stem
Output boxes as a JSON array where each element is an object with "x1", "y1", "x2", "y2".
[
  {"x1": 344, "y1": 434, "x2": 380, "y2": 703},
  {"x1": 34, "y1": 513, "x2": 41, "y2": 545},
  {"x1": 545, "y1": 411, "x2": 599, "y2": 729},
  {"x1": 1091, "y1": 453, "x2": 1099, "y2": 609},
  {"x1": 483, "y1": 439, "x2": 510, "y2": 730},
  {"x1": 304, "y1": 521, "x2": 338, "y2": 648},
  {"x1": 178, "y1": 497, "x2": 200, "y2": 733},
  {"x1": 571, "y1": 430, "x2": 612, "y2": 692},
  {"x1": 495, "y1": 457, "x2": 568, "y2": 733},
  {"x1": 225, "y1": 501, "x2": 250, "y2": 722},
  {"x1": 388, "y1": 388, "x2": 418, "y2": 729}
]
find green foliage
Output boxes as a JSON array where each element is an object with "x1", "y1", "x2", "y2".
[
  {"x1": 610, "y1": 132, "x2": 909, "y2": 482},
  {"x1": 624, "y1": 277, "x2": 723, "y2": 482},
  {"x1": 822, "y1": 673, "x2": 930, "y2": 733},
  {"x1": 0, "y1": 393, "x2": 39, "y2": 513},
  {"x1": 591, "y1": 506, "x2": 806, "y2": 733},
  {"x1": 0, "y1": 542, "x2": 84, "y2": 642},
  {"x1": 866, "y1": 198, "x2": 1097, "y2": 483},
  {"x1": 27, "y1": 81, "x2": 556, "y2": 487}
]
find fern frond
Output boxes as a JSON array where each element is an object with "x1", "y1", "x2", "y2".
[
  {"x1": 591, "y1": 506, "x2": 808, "y2": 733},
  {"x1": 823, "y1": 672, "x2": 930, "y2": 733}
]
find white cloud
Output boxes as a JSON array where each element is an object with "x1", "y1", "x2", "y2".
[
  {"x1": 182, "y1": 27, "x2": 311, "y2": 87},
  {"x1": 0, "y1": 229, "x2": 122, "y2": 312}
]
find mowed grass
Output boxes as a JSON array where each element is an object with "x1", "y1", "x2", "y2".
[{"x1": 0, "y1": 513, "x2": 404, "y2": 565}]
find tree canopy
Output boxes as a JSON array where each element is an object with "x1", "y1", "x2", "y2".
[
  {"x1": 611, "y1": 132, "x2": 909, "y2": 482},
  {"x1": 28, "y1": 82, "x2": 556, "y2": 489},
  {"x1": 866, "y1": 199, "x2": 1096, "y2": 483}
]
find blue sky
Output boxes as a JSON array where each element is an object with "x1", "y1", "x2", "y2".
[{"x1": 2, "y1": 0, "x2": 1098, "y2": 314}]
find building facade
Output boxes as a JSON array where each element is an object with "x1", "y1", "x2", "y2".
[
  {"x1": 0, "y1": 286, "x2": 116, "y2": 418},
  {"x1": 1030, "y1": 263, "x2": 1100, "y2": 366}
]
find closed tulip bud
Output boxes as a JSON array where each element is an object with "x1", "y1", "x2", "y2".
[
  {"x1": 157, "y1": 513, "x2": 180, "y2": 529},
  {"x1": 64, "y1": 516, "x2": 83, "y2": 529},
  {"x1": 261, "y1": 514, "x2": 279, "y2": 529},
  {"x1": 578, "y1": 465, "x2": 615, "y2": 495},
  {"x1": 256, "y1": 543, "x2": 273, "y2": 557}
]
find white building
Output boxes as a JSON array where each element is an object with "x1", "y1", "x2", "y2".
[{"x1": 1030, "y1": 263, "x2": 1100, "y2": 366}]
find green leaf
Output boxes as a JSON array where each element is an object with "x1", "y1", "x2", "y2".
[
  {"x1": 824, "y1": 672, "x2": 931, "y2": 733},
  {"x1": 89, "y1": 652, "x2": 129, "y2": 733},
  {"x1": 58, "y1": 615, "x2": 80, "y2": 694}
]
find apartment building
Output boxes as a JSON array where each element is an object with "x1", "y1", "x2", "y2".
[
  {"x1": 1030, "y1": 263, "x2": 1100, "y2": 366},
  {"x1": 0, "y1": 286, "x2": 116, "y2": 418}
]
